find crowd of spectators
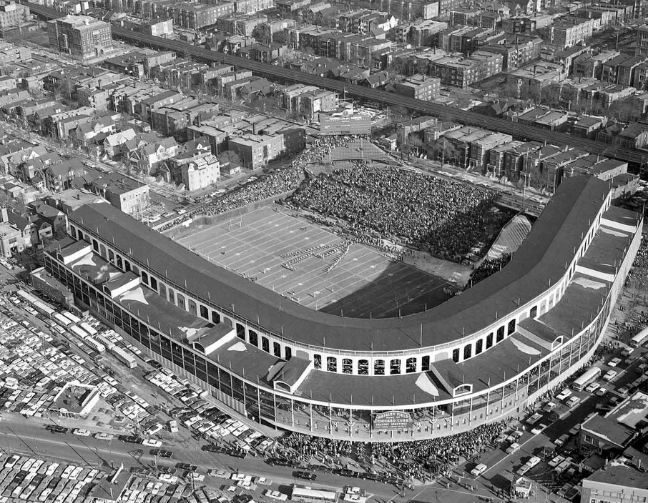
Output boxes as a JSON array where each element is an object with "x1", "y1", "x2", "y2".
[
  {"x1": 611, "y1": 234, "x2": 648, "y2": 341},
  {"x1": 156, "y1": 137, "x2": 357, "y2": 233},
  {"x1": 279, "y1": 421, "x2": 508, "y2": 482},
  {"x1": 468, "y1": 254, "x2": 512, "y2": 288},
  {"x1": 287, "y1": 165, "x2": 498, "y2": 262}
]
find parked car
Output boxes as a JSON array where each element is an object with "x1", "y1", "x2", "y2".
[
  {"x1": 566, "y1": 396, "x2": 581, "y2": 408},
  {"x1": 293, "y1": 471, "x2": 316, "y2": 481},
  {"x1": 150, "y1": 449, "x2": 172, "y2": 458},
  {"x1": 506, "y1": 442, "x2": 521, "y2": 454},
  {"x1": 47, "y1": 425, "x2": 68, "y2": 434},
  {"x1": 470, "y1": 464, "x2": 488, "y2": 477},
  {"x1": 603, "y1": 370, "x2": 618, "y2": 382},
  {"x1": 584, "y1": 382, "x2": 600, "y2": 393},
  {"x1": 556, "y1": 389, "x2": 572, "y2": 400},
  {"x1": 554, "y1": 434, "x2": 570, "y2": 447},
  {"x1": 608, "y1": 357, "x2": 622, "y2": 368}
]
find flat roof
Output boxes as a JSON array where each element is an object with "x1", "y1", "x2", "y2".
[
  {"x1": 579, "y1": 224, "x2": 633, "y2": 275},
  {"x1": 69, "y1": 252, "x2": 121, "y2": 285},
  {"x1": 68, "y1": 176, "x2": 612, "y2": 352},
  {"x1": 586, "y1": 465, "x2": 648, "y2": 490},
  {"x1": 582, "y1": 414, "x2": 636, "y2": 447},
  {"x1": 539, "y1": 273, "x2": 611, "y2": 338}
]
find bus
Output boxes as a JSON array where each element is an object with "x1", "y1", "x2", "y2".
[
  {"x1": 68, "y1": 325, "x2": 89, "y2": 341},
  {"x1": 84, "y1": 337, "x2": 106, "y2": 353},
  {"x1": 110, "y1": 346, "x2": 137, "y2": 369},
  {"x1": 79, "y1": 322, "x2": 97, "y2": 336},
  {"x1": 16, "y1": 290, "x2": 56, "y2": 317},
  {"x1": 52, "y1": 313, "x2": 71, "y2": 327},
  {"x1": 291, "y1": 486, "x2": 338, "y2": 503},
  {"x1": 572, "y1": 367, "x2": 602, "y2": 392},
  {"x1": 631, "y1": 327, "x2": 648, "y2": 348},
  {"x1": 32, "y1": 300, "x2": 55, "y2": 317},
  {"x1": 61, "y1": 310, "x2": 82, "y2": 325}
]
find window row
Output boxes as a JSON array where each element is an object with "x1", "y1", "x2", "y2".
[{"x1": 312, "y1": 354, "x2": 432, "y2": 375}]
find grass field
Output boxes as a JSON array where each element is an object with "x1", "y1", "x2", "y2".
[{"x1": 176, "y1": 207, "x2": 450, "y2": 318}]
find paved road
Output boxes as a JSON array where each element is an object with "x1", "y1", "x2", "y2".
[{"x1": 0, "y1": 418, "x2": 408, "y2": 499}]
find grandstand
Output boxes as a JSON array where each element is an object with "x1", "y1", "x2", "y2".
[
  {"x1": 485, "y1": 215, "x2": 533, "y2": 261},
  {"x1": 43, "y1": 176, "x2": 642, "y2": 441}
]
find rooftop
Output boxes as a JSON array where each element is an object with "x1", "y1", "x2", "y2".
[
  {"x1": 581, "y1": 414, "x2": 636, "y2": 448},
  {"x1": 585, "y1": 464, "x2": 648, "y2": 490}
]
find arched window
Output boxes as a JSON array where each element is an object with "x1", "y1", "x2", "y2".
[
  {"x1": 358, "y1": 360, "x2": 369, "y2": 375},
  {"x1": 452, "y1": 349, "x2": 460, "y2": 362},
  {"x1": 327, "y1": 357, "x2": 337, "y2": 372},
  {"x1": 463, "y1": 344, "x2": 472, "y2": 360},
  {"x1": 374, "y1": 359, "x2": 385, "y2": 375},
  {"x1": 236, "y1": 323, "x2": 245, "y2": 339},
  {"x1": 405, "y1": 357, "x2": 417, "y2": 373},
  {"x1": 390, "y1": 359, "x2": 401, "y2": 375}
]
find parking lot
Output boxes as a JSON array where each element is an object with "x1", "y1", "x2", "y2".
[{"x1": 461, "y1": 337, "x2": 648, "y2": 502}]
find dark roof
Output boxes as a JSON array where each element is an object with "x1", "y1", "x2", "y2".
[
  {"x1": 68, "y1": 176, "x2": 610, "y2": 352},
  {"x1": 581, "y1": 415, "x2": 636, "y2": 448},
  {"x1": 585, "y1": 465, "x2": 648, "y2": 490},
  {"x1": 273, "y1": 356, "x2": 311, "y2": 387}
]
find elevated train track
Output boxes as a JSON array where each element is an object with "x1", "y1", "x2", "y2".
[{"x1": 29, "y1": 2, "x2": 648, "y2": 168}]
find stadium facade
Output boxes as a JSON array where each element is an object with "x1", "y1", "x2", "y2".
[{"x1": 43, "y1": 176, "x2": 642, "y2": 441}]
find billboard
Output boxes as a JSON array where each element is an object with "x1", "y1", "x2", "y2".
[{"x1": 372, "y1": 411, "x2": 413, "y2": 430}]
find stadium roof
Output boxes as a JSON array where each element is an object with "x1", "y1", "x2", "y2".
[{"x1": 68, "y1": 176, "x2": 611, "y2": 352}]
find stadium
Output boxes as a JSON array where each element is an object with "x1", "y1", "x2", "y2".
[{"x1": 43, "y1": 175, "x2": 642, "y2": 442}]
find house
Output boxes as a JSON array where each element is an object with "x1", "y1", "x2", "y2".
[
  {"x1": 124, "y1": 133, "x2": 178, "y2": 174},
  {"x1": 0, "y1": 142, "x2": 46, "y2": 175},
  {"x1": 616, "y1": 122, "x2": 648, "y2": 149},
  {"x1": 69, "y1": 113, "x2": 120, "y2": 147},
  {"x1": 90, "y1": 172, "x2": 150, "y2": 217},
  {"x1": 103, "y1": 128, "x2": 137, "y2": 158},
  {"x1": 4, "y1": 207, "x2": 53, "y2": 252},
  {"x1": 572, "y1": 115, "x2": 607, "y2": 138},
  {"x1": 180, "y1": 155, "x2": 220, "y2": 191},
  {"x1": 43, "y1": 158, "x2": 87, "y2": 193},
  {"x1": 31, "y1": 200, "x2": 68, "y2": 235},
  {"x1": 362, "y1": 71, "x2": 390, "y2": 88}
]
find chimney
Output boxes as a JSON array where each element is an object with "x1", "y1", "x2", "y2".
[{"x1": 0, "y1": 207, "x2": 7, "y2": 223}]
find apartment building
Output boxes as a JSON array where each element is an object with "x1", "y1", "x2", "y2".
[
  {"x1": 393, "y1": 74, "x2": 440, "y2": 100},
  {"x1": 47, "y1": 15, "x2": 112, "y2": 61}
]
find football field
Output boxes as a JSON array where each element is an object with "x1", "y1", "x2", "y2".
[{"x1": 176, "y1": 207, "x2": 450, "y2": 318}]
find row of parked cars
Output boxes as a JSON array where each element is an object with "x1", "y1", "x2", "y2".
[
  {"x1": 0, "y1": 309, "x2": 98, "y2": 418},
  {"x1": 0, "y1": 454, "x2": 102, "y2": 502}
]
